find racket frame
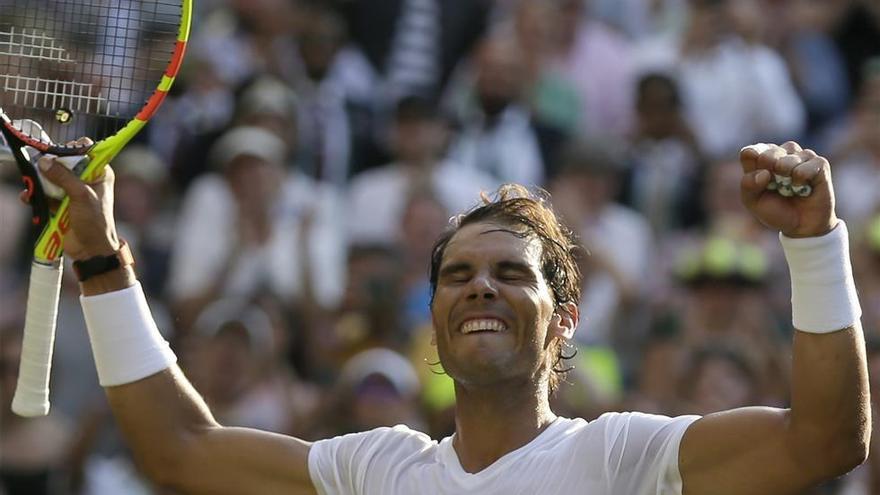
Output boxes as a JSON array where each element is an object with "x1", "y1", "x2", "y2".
[{"x1": 4, "y1": 0, "x2": 192, "y2": 417}]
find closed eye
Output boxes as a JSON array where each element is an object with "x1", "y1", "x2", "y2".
[
  {"x1": 439, "y1": 262, "x2": 472, "y2": 284},
  {"x1": 495, "y1": 261, "x2": 536, "y2": 283}
]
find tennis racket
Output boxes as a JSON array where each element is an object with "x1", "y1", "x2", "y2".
[{"x1": 1, "y1": 0, "x2": 192, "y2": 417}]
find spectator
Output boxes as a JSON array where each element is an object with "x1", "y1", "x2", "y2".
[
  {"x1": 290, "y1": 1, "x2": 374, "y2": 186},
  {"x1": 342, "y1": 0, "x2": 490, "y2": 106},
  {"x1": 635, "y1": 0, "x2": 806, "y2": 158},
  {"x1": 627, "y1": 72, "x2": 705, "y2": 233},
  {"x1": 167, "y1": 126, "x2": 346, "y2": 329},
  {"x1": 832, "y1": 0, "x2": 880, "y2": 100},
  {"x1": 774, "y1": 0, "x2": 850, "y2": 140},
  {"x1": 550, "y1": 0, "x2": 638, "y2": 137},
  {"x1": 679, "y1": 346, "x2": 761, "y2": 416},
  {"x1": 187, "y1": 299, "x2": 319, "y2": 433},
  {"x1": 830, "y1": 62, "x2": 880, "y2": 233},
  {"x1": 508, "y1": 0, "x2": 583, "y2": 134},
  {"x1": 547, "y1": 139, "x2": 653, "y2": 352},
  {"x1": 445, "y1": 34, "x2": 565, "y2": 186},
  {"x1": 112, "y1": 146, "x2": 176, "y2": 297},
  {"x1": 346, "y1": 96, "x2": 494, "y2": 246},
  {"x1": 319, "y1": 348, "x2": 426, "y2": 436}
]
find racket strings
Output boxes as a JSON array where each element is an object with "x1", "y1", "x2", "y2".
[{"x1": 0, "y1": 0, "x2": 183, "y2": 146}]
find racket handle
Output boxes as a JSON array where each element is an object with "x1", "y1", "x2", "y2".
[{"x1": 11, "y1": 261, "x2": 63, "y2": 417}]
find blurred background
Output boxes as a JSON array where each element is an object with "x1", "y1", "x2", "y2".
[{"x1": 1, "y1": 0, "x2": 879, "y2": 493}]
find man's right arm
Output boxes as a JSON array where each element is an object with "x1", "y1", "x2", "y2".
[
  {"x1": 107, "y1": 366, "x2": 316, "y2": 495},
  {"x1": 81, "y1": 266, "x2": 318, "y2": 495},
  {"x1": 36, "y1": 153, "x2": 319, "y2": 495}
]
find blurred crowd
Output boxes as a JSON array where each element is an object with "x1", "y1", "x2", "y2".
[{"x1": 1, "y1": 0, "x2": 879, "y2": 493}]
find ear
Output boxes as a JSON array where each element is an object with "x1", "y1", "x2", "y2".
[{"x1": 550, "y1": 302, "x2": 579, "y2": 341}]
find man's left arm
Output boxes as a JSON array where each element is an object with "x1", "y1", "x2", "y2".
[{"x1": 678, "y1": 142, "x2": 870, "y2": 495}]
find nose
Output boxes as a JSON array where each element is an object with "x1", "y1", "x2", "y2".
[{"x1": 466, "y1": 272, "x2": 497, "y2": 301}]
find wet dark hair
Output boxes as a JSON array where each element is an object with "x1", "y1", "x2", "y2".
[{"x1": 428, "y1": 184, "x2": 583, "y2": 394}]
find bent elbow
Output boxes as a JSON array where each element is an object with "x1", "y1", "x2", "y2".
[
  {"x1": 131, "y1": 428, "x2": 207, "y2": 490},
  {"x1": 809, "y1": 432, "x2": 871, "y2": 481},
  {"x1": 831, "y1": 436, "x2": 870, "y2": 475}
]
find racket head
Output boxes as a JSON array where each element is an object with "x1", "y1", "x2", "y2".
[
  {"x1": 0, "y1": 0, "x2": 192, "y2": 262},
  {"x1": 0, "y1": 0, "x2": 191, "y2": 153}
]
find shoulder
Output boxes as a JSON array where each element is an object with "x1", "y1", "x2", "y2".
[
  {"x1": 311, "y1": 425, "x2": 435, "y2": 460},
  {"x1": 592, "y1": 412, "x2": 699, "y2": 451},
  {"x1": 308, "y1": 425, "x2": 437, "y2": 489}
]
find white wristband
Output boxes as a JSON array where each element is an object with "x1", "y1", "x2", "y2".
[
  {"x1": 81, "y1": 282, "x2": 177, "y2": 386},
  {"x1": 780, "y1": 221, "x2": 862, "y2": 333}
]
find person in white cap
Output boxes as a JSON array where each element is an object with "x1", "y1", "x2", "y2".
[
  {"x1": 31, "y1": 140, "x2": 868, "y2": 494},
  {"x1": 167, "y1": 126, "x2": 346, "y2": 329}
]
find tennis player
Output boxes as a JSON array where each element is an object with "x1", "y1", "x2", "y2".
[{"x1": 33, "y1": 141, "x2": 867, "y2": 494}]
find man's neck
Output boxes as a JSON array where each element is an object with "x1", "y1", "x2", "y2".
[{"x1": 451, "y1": 380, "x2": 557, "y2": 473}]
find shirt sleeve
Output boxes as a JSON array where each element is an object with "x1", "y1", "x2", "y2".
[
  {"x1": 599, "y1": 412, "x2": 700, "y2": 495},
  {"x1": 308, "y1": 426, "x2": 432, "y2": 495}
]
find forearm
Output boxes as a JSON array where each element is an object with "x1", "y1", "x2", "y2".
[
  {"x1": 789, "y1": 325, "x2": 870, "y2": 472},
  {"x1": 106, "y1": 367, "x2": 219, "y2": 482},
  {"x1": 783, "y1": 223, "x2": 870, "y2": 474},
  {"x1": 80, "y1": 268, "x2": 217, "y2": 481}
]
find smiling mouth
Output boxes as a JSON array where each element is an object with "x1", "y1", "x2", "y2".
[{"x1": 460, "y1": 318, "x2": 508, "y2": 334}]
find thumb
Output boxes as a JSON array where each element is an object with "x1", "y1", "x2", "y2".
[
  {"x1": 741, "y1": 169, "x2": 771, "y2": 205},
  {"x1": 38, "y1": 155, "x2": 88, "y2": 198}
]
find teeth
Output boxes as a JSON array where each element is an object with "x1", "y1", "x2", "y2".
[{"x1": 461, "y1": 318, "x2": 507, "y2": 334}]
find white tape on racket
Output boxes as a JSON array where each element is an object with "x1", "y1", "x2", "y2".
[
  {"x1": 11, "y1": 261, "x2": 63, "y2": 417},
  {"x1": 742, "y1": 143, "x2": 813, "y2": 197},
  {"x1": 30, "y1": 153, "x2": 86, "y2": 200}
]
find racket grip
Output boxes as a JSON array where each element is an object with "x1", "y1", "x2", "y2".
[{"x1": 11, "y1": 261, "x2": 63, "y2": 417}]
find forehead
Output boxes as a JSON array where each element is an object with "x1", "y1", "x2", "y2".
[{"x1": 442, "y1": 222, "x2": 543, "y2": 267}]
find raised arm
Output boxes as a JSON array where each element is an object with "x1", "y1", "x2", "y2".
[
  {"x1": 678, "y1": 142, "x2": 870, "y2": 494},
  {"x1": 37, "y1": 157, "x2": 317, "y2": 495}
]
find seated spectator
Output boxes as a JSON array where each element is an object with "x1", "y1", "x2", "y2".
[
  {"x1": 771, "y1": 0, "x2": 850, "y2": 139},
  {"x1": 235, "y1": 75, "x2": 300, "y2": 146},
  {"x1": 341, "y1": 0, "x2": 490, "y2": 107},
  {"x1": 635, "y1": 0, "x2": 806, "y2": 158},
  {"x1": 549, "y1": 0, "x2": 637, "y2": 137},
  {"x1": 627, "y1": 72, "x2": 705, "y2": 233},
  {"x1": 187, "y1": 299, "x2": 320, "y2": 434},
  {"x1": 547, "y1": 139, "x2": 653, "y2": 352},
  {"x1": 290, "y1": 1, "x2": 375, "y2": 186},
  {"x1": 318, "y1": 348, "x2": 427, "y2": 436},
  {"x1": 506, "y1": 0, "x2": 583, "y2": 134},
  {"x1": 306, "y1": 245, "x2": 404, "y2": 383},
  {"x1": 445, "y1": 34, "x2": 565, "y2": 186},
  {"x1": 829, "y1": 61, "x2": 880, "y2": 233},
  {"x1": 167, "y1": 126, "x2": 346, "y2": 329},
  {"x1": 679, "y1": 346, "x2": 762, "y2": 416},
  {"x1": 397, "y1": 190, "x2": 452, "y2": 331},
  {"x1": 347, "y1": 96, "x2": 494, "y2": 246},
  {"x1": 112, "y1": 146, "x2": 176, "y2": 297}
]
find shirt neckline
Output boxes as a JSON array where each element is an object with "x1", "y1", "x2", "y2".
[{"x1": 438, "y1": 416, "x2": 570, "y2": 479}]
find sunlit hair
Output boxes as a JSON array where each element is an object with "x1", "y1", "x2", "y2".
[{"x1": 428, "y1": 184, "x2": 583, "y2": 394}]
